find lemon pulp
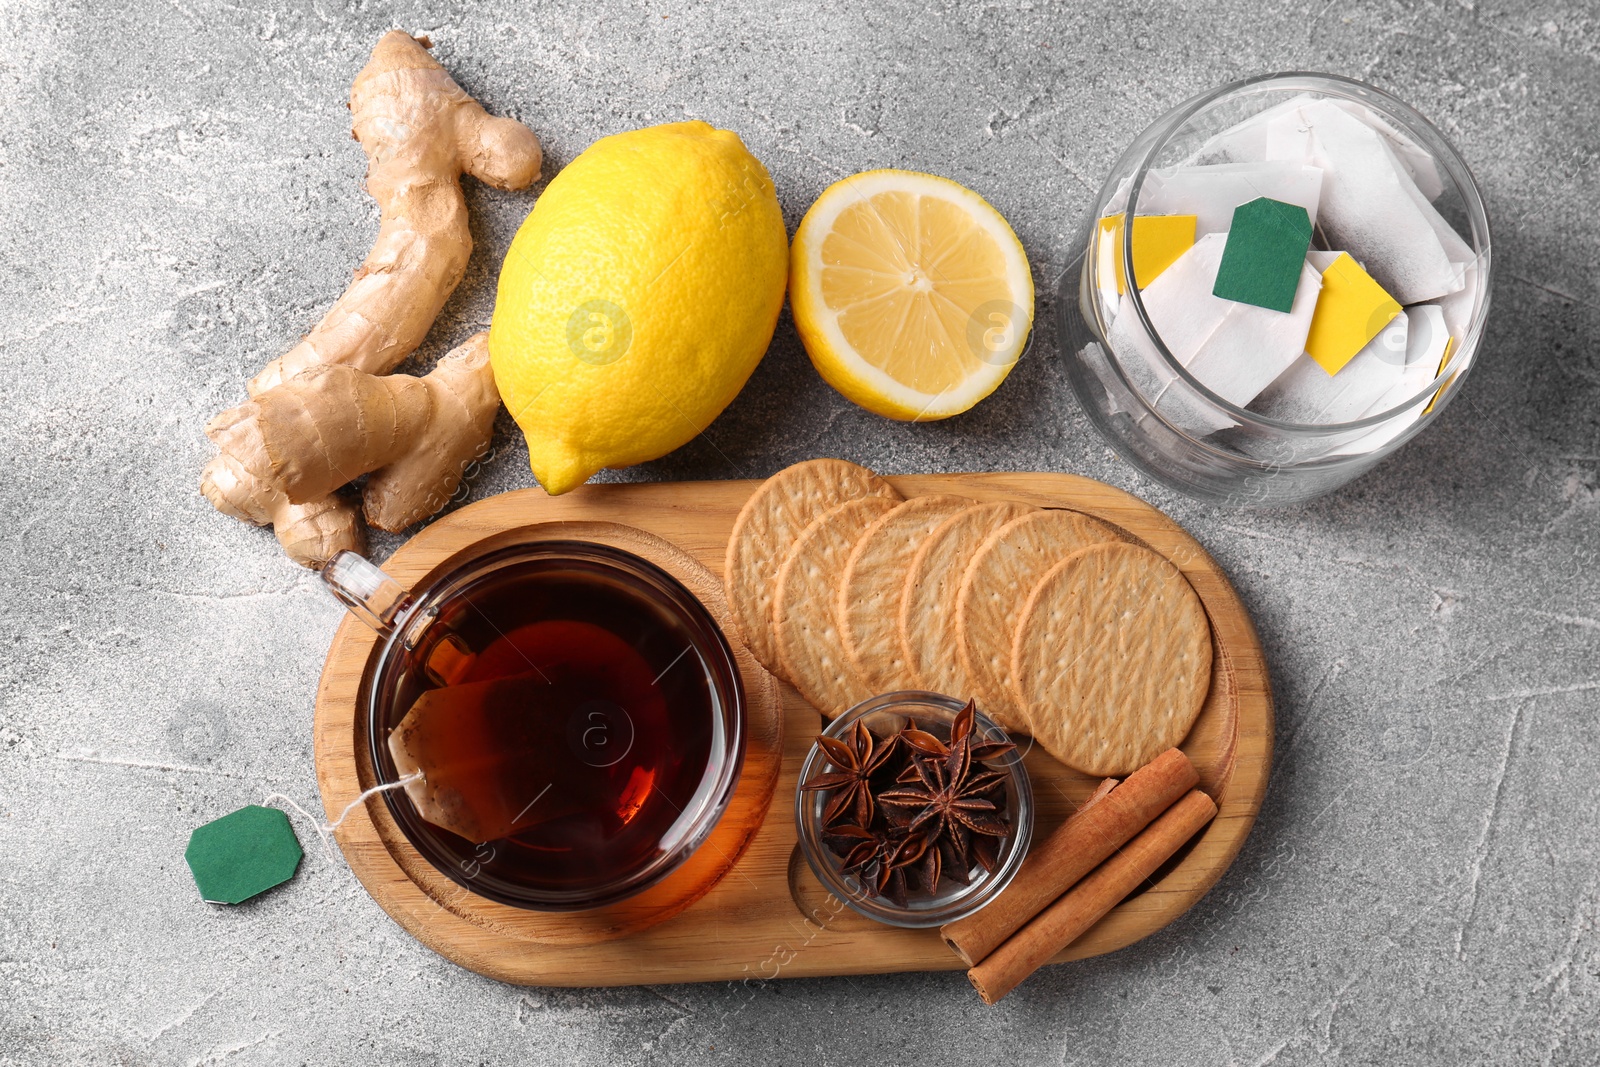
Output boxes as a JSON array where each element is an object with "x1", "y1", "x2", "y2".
[{"x1": 792, "y1": 171, "x2": 1033, "y2": 420}]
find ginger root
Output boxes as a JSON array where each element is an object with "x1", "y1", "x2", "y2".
[
  {"x1": 202, "y1": 333, "x2": 499, "y2": 557},
  {"x1": 251, "y1": 32, "x2": 541, "y2": 396},
  {"x1": 200, "y1": 32, "x2": 539, "y2": 568},
  {"x1": 273, "y1": 495, "x2": 367, "y2": 569}
]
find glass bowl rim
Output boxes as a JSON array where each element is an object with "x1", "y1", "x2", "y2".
[
  {"x1": 793, "y1": 690, "x2": 1035, "y2": 929},
  {"x1": 363, "y1": 537, "x2": 747, "y2": 911},
  {"x1": 1105, "y1": 70, "x2": 1493, "y2": 436}
]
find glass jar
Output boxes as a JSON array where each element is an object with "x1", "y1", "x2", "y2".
[{"x1": 1058, "y1": 72, "x2": 1492, "y2": 505}]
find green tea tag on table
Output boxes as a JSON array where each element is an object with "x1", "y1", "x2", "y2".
[
  {"x1": 1212, "y1": 197, "x2": 1313, "y2": 313},
  {"x1": 185, "y1": 805, "x2": 303, "y2": 904}
]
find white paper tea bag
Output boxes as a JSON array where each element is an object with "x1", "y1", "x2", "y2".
[
  {"x1": 1436, "y1": 258, "x2": 1483, "y2": 351},
  {"x1": 1332, "y1": 99, "x2": 1444, "y2": 199},
  {"x1": 1383, "y1": 139, "x2": 1473, "y2": 266},
  {"x1": 1136, "y1": 233, "x2": 1233, "y2": 360},
  {"x1": 1188, "y1": 94, "x2": 1444, "y2": 200},
  {"x1": 1252, "y1": 315, "x2": 1408, "y2": 424},
  {"x1": 1265, "y1": 99, "x2": 1464, "y2": 303},
  {"x1": 1305, "y1": 249, "x2": 1340, "y2": 273},
  {"x1": 1107, "y1": 239, "x2": 1236, "y2": 436},
  {"x1": 1366, "y1": 305, "x2": 1450, "y2": 415},
  {"x1": 1139, "y1": 162, "x2": 1325, "y2": 236},
  {"x1": 1327, "y1": 306, "x2": 1454, "y2": 456},
  {"x1": 1188, "y1": 261, "x2": 1323, "y2": 409},
  {"x1": 1186, "y1": 95, "x2": 1316, "y2": 164},
  {"x1": 1108, "y1": 233, "x2": 1321, "y2": 434},
  {"x1": 1141, "y1": 234, "x2": 1322, "y2": 407},
  {"x1": 1108, "y1": 297, "x2": 1237, "y2": 436}
]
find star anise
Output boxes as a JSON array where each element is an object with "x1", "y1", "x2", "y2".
[
  {"x1": 821, "y1": 823, "x2": 887, "y2": 871},
  {"x1": 821, "y1": 823, "x2": 915, "y2": 906},
  {"x1": 799, "y1": 719, "x2": 897, "y2": 827},
  {"x1": 893, "y1": 831, "x2": 941, "y2": 893},
  {"x1": 970, "y1": 832, "x2": 1002, "y2": 874},
  {"x1": 879, "y1": 747, "x2": 1009, "y2": 842},
  {"x1": 881, "y1": 701, "x2": 1011, "y2": 841},
  {"x1": 803, "y1": 699, "x2": 1015, "y2": 902}
]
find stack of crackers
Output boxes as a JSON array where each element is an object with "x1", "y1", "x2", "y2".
[{"x1": 723, "y1": 459, "x2": 1214, "y2": 776}]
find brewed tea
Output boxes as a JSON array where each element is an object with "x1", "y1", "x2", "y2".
[{"x1": 379, "y1": 551, "x2": 726, "y2": 898}]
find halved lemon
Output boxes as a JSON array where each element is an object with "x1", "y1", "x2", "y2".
[{"x1": 790, "y1": 170, "x2": 1034, "y2": 421}]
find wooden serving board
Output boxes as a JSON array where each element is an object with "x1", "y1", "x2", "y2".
[{"x1": 314, "y1": 473, "x2": 1273, "y2": 987}]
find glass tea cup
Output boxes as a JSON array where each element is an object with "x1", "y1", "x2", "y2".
[{"x1": 321, "y1": 540, "x2": 747, "y2": 911}]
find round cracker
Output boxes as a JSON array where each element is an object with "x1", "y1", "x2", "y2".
[
  {"x1": 1011, "y1": 542, "x2": 1212, "y2": 776},
  {"x1": 773, "y1": 496, "x2": 901, "y2": 716},
  {"x1": 898, "y1": 500, "x2": 1035, "y2": 704},
  {"x1": 838, "y1": 495, "x2": 976, "y2": 695},
  {"x1": 955, "y1": 509, "x2": 1124, "y2": 733},
  {"x1": 725, "y1": 459, "x2": 900, "y2": 677}
]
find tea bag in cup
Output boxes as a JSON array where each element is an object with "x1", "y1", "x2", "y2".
[
  {"x1": 388, "y1": 673, "x2": 593, "y2": 844},
  {"x1": 387, "y1": 619, "x2": 672, "y2": 845}
]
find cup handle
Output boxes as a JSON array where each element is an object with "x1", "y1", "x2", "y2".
[{"x1": 322, "y1": 551, "x2": 411, "y2": 635}]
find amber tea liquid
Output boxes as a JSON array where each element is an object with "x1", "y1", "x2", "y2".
[{"x1": 379, "y1": 550, "x2": 727, "y2": 902}]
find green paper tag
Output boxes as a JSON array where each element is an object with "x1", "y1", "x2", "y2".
[
  {"x1": 1212, "y1": 197, "x2": 1313, "y2": 313},
  {"x1": 185, "y1": 805, "x2": 303, "y2": 905}
]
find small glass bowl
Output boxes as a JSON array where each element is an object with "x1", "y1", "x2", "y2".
[{"x1": 793, "y1": 691, "x2": 1034, "y2": 928}]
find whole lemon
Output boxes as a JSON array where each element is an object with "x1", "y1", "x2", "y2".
[{"x1": 490, "y1": 121, "x2": 788, "y2": 494}]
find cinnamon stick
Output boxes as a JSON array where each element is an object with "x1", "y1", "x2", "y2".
[
  {"x1": 967, "y1": 788, "x2": 1218, "y2": 1005},
  {"x1": 941, "y1": 747, "x2": 1198, "y2": 967}
]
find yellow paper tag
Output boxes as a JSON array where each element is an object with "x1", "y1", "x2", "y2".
[
  {"x1": 1423, "y1": 337, "x2": 1457, "y2": 415},
  {"x1": 1098, "y1": 214, "x2": 1197, "y2": 294},
  {"x1": 1304, "y1": 253, "x2": 1402, "y2": 375}
]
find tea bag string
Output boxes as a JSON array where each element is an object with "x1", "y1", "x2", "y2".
[{"x1": 261, "y1": 772, "x2": 421, "y2": 863}]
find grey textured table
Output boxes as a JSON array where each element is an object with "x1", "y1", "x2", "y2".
[{"x1": 2, "y1": 1, "x2": 1596, "y2": 1064}]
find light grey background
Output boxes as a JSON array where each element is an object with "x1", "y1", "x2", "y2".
[{"x1": 2, "y1": 0, "x2": 1596, "y2": 1063}]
